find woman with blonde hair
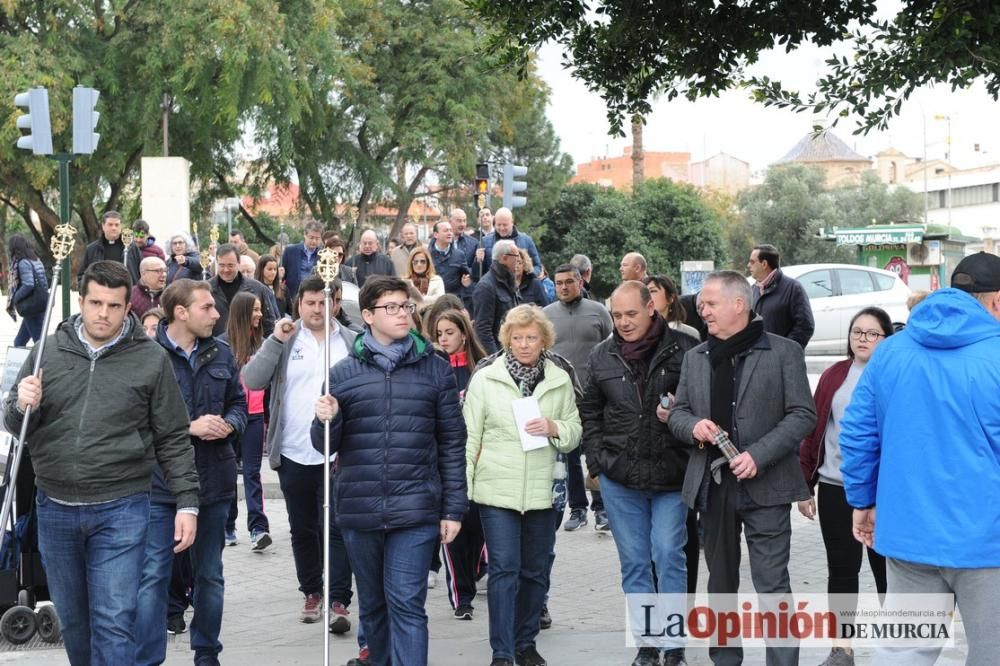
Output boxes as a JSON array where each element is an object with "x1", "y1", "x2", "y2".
[
  {"x1": 515, "y1": 249, "x2": 550, "y2": 307},
  {"x1": 464, "y1": 304, "x2": 581, "y2": 666},
  {"x1": 405, "y1": 247, "x2": 444, "y2": 303}
]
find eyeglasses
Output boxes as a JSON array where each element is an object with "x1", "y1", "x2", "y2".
[
  {"x1": 850, "y1": 329, "x2": 885, "y2": 342},
  {"x1": 369, "y1": 302, "x2": 417, "y2": 315}
]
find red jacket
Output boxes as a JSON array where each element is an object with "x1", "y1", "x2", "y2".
[{"x1": 799, "y1": 358, "x2": 851, "y2": 492}]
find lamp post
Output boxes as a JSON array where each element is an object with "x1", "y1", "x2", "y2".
[{"x1": 934, "y1": 114, "x2": 953, "y2": 229}]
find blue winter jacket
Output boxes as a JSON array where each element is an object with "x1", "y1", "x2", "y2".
[
  {"x1": 840, "y1": 288, "x2": 1000, "y2": 568},
  {"x1": 311, "y1": 331, "x2": 468, "y2": 531},
  {"x1": 480, "y1": 227, "x2": 542, "y2": 276},
  {"x1": 152, "y1": 323, "x2": 248, "y2": 506}
]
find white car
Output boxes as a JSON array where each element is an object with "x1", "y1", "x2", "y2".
[{"x1": 779, "y1": 264, "x2": 912, "y2": 355}]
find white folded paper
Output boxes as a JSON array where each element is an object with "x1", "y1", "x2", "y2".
[{"x1": 512, "y1": 397, "x2": 549, "y2": 452}]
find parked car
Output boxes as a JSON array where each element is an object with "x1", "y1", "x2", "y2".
[{"x1": 779, "y1": 264, "x2": 911, "y2": 355}]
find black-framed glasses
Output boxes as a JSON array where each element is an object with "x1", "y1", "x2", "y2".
[
  {"x1": 850, "y1": 329, "x2": 884, "y2": 342},
  {"x1": 369, "y1": 302, "x2": 417, "y2": 315}
]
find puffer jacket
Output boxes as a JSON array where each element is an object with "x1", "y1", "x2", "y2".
[
  {"x1": 579, "y1": 326, "x2": 698, "y2": 491},
  {"x1": 464, "y1": 355, "x2": 581, "y2": 512},
  {"x1": 155, "y1": 324, "x2": 247, "y2": 505},
  {"x1": 310, "y1": 331, "x2": 467, "y2": 531}
]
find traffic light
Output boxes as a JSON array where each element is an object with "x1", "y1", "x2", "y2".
[
  {"x1": 475, "y1": 162, "x2": 491, "y2": 209},
  {"x1": 72, "y1": 87, "x2": 100, "y2": 155},
  {"x1": 13, "y1": 88, "x2": 53, "y2": 155},
  {"x1": 502, "y1": 163, "x2": 527, "y2": 209}
]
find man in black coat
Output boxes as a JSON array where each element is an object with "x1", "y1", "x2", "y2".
[
  {"x1": 342, "y1": 229, "x2": 395, "y2": 285},
  {"x1": 578, "y1": 280, "x2": 698, "y2": 666},
  {"x1": 748, "y1": 244, "x2": 814, "y2": 349},
  {"x1": 471, "y1": 239, "x2": 521, "y2": 354},
  {"x1": 78, "y1": 210, "x2": 130, "y2": 286},
  {"x1": 208, "y1": 244, "x2": 276, "y2": 336}
]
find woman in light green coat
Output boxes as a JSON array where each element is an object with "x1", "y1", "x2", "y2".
[{"x1": 463, "y1": 304, "x2": 581, "y2": 666}]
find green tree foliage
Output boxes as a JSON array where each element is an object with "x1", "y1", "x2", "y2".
[
  {"x1": 738, "y1": 165, "x2": 923, "y2": 266},
  {"x1": 467, "y1": 0, "x2": 1000, "y2": 136},
  {"x1": 252, "y1": 0, "x2": 572, "y2": 240},
  {"x1": 0, "y1": 0, "x2": 329, "y2": 260},
  {"x1": 536, "y1": 180, "x2": 726, "y2": 299}
]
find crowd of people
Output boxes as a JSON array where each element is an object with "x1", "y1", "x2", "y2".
[{"x1": 3, "y1": 207, "x2": 999, "y2": 666}]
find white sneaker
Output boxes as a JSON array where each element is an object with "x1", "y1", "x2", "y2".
[{"x1": 427, "y1": 571, "x2": 438, "y2": 589}]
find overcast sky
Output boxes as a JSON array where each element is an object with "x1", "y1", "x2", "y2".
[{"x1": 536, "y1": 27, "x2": 1000, "y2": 175}]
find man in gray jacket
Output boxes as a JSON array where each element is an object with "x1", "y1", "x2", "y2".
[
  {"x1": 668, "y1": 270, "x2": 815, "y2": 666},
  {"x1": 4, "y1": 260, "x2": 199, "y2": 666},
  {"x1": 242, "y1": 275, "x2": 360, "y2": 638},
  {"x1": 544, "y1": 263, "x2": 612, "y2": 531}
]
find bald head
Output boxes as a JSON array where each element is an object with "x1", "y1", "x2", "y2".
[
  {"x1": 140, "y1": 256, "x2": 167, "y2": 291},
  {"x1": 359, "y1": 229, "x2": 380, "y2": 255},
  {"x1": 609, "y1": 280, "x2": 656, "y2": 342},
  {"x1": 619, "y1": 252, "x2": 647, "y2": 282},
  {"x1": 449, "y1": 209, "x2": 467, "y2": 234},
  {"x1": 494, "y1": 207, "x2": 514, "y2": 237}
]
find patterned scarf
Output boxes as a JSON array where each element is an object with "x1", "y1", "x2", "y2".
[
  {"x1": 504, "y1": 351, "x2": 544, "y2": 396},
  {"x1": 5, "y1": 258, "x2": 20, "y2": 319}
]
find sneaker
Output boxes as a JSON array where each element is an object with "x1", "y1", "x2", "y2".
[
  {"x1": 594, "y1": 510, "x2": 610, "y2": 531},
  {"x1": 329, "y1": 601, "x2": 351, "y2": 634},
  {"x1": 819, "y1": 648, "x2": 855, "y2": 666},
  {"x1": 631, "y1": 647, "x2": 661, "y2": 666},
  {"x1": 563, "y1": 508, "x2": 588, "y2": 531},
  {"x1": 663, "y1": 650, "x2": 688, "y2": 666},
  {"x1": 250, "y1": 530, "x2": 272, "y2": 552},
  {"x1": 224, "y1": 529, "x2": 238, "y2": 546},
  {"x1": 427, "y1": 571, "x2": 438, "y2": 589},
  {"x1": 300, "y1": 593, "x2": 323, "y2": 623},
  {"x1": 489, "y1": 660, "x2": 514, "y2": 666},
  {"x1": 346, "y1": 646, "x2": 371, "y2": 666},
  {"x1": 514, "y1": 646, "x2": 547, "y2": 666},
  {"x1": 454, "y1": 605, "x2": 474, "y2": 620},
  {"x1": 166, "y1": 614, "x2": 186, "y2": 635},
  {"x1": 538, "y1": 605, "x2": 552, "y2": 630}
]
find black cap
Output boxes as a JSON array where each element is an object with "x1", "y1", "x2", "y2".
[{"x1": 951, "y1": 252, "x2": 1000, "y2": 293}]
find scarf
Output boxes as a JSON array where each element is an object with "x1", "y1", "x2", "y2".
[
  {"x1": 504, "y1": 351, "x2": 544, "y2": 396},
  {"x1": 706, "y1": 316, "x2": 764, "y2": 443},
  {"x1": 756, "y1": 268, "x2": 779, "y2": 294},
  {"x1": 410, "y1": 274, "x2": 429, "y2": 295},
  {"x1": 615, "y1": 311, "x2": 666, "y2": 362},
  {"x1": 362, "y1": 328, "x2": 414, "y2": 373},
  {"x1": 6, "y1": 257, "x2": 21, "y2": 319}
]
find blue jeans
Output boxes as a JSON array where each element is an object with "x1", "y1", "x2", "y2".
[
  {"x1": 36, "y1": 489, "x2": 149, "y2": 666},
  {"x1": 135, "y1": 502, "x2": 177, "y2": 665},
  {"x1": 188, "y1": 500, "x2": 229, "y2": 660},
  {"x1": 227, "y1": 415, "x2": 268, "y2": 534},
  {"x1": 14, "y1": 313, "x2": 44, "y2": 347},
  {"x1": 600, "y1": 475, "x2": 688, "y2": 648},
  {"x1": 342, "y1": 524, "x2": 438, "y2": 666},
  {"x1": 479, "y1": 505, "x2": 555, "y2": 661}
]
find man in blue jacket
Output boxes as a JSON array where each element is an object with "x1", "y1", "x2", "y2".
[
  {"x1": 841, "y1": 252, "x2": 1000, "y2": 664},
  {"x1": 480, "y1": 207, "x2": 542, "y2": 276},
  {"x1": 281, "y1": 221, "x2": 325, "y2": 314},
  {"x1": 140, "y1": 278, "x2": 247, "y2": 666},
  {"x1": 313, "y1": 275, "x2": 467, "y2": 666}
]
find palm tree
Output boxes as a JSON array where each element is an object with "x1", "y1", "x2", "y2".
[{"x1": 631, "y1": 114, "x2": 645, "y2": 190}]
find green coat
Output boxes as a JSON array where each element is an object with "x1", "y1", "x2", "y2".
[{"x1": 463, "y1": 356, "x2": 582, "y2": 512}]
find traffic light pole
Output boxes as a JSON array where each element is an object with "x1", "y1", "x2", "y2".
[{"x1": 52, "y1": 153, "x2": 73, "y2": 317}]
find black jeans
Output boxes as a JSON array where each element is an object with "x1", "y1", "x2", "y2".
[
  {"x1": 566, "y1": 447, "x2": 603, "y2": 511},
  {"x1": 276, "y1": 456, "x2": 353, "y2": 605},
  {"x1": 817, "y1": 481, "x2": 887, "y2": 596}
]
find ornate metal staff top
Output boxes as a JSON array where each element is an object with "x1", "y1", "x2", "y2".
[
  {"x1": 51, "y1": 223, "x2": 76, "y2": 262},
  {"x1": 316, "y1": 247, "x2": 341, "y2": 285},
  {"x1": 121, "y1": 227, "x2": 134, "y2": 273}
]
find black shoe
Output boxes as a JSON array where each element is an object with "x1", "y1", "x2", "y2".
[
  {"x1": 489, "y1": 660, "x2": 514, "y2": 666},
  {"x1": 663, "y1": 650, "x2": 688, "y2": 666},
  {"x1": 631, "y1": 647, "x2": 660, "y2": 666},
  {"x1": 563, "y1": 508, "x2": 587, "y2": 531},
  {"x1": 594, "y1": 510, "x2": 610, "y2": 531},
  {"x1": 515, "y1": 646, "x2": 547, "y2": 666},
  {"x1": 194, "y1": 656, "x2": 221, "y2": 666},
  {"x1": 166, "y1": 614, "x2": 186, "y2": 635},
  {"x1": 454, "y1": 605, "x2": 474, "y2": 620},
  {"x1": 538, "y1": 604, "x2": 552, "y2": 630}
]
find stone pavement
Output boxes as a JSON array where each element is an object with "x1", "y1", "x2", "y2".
[{"x1": 0, "y1": 296, "x2": 971, "y2": 665}]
